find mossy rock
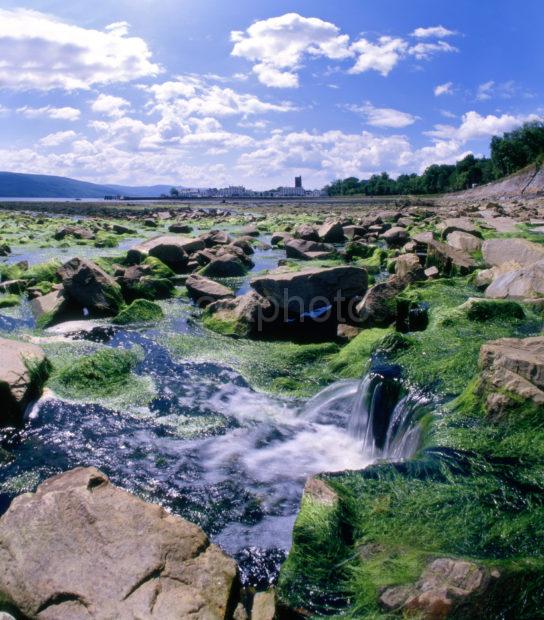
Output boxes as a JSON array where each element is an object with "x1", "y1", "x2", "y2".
[
  {"x1": 112, "y1": 299, "x2": 164, "y2": 325},
  {"x1": 0, "y1": 294, "x2": 20, "y2": 308},
  {"x1": 53, "y1": 348, "x2": 139, "y2": 397}
]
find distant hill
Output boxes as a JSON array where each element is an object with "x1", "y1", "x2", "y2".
[{"x1": 0, "y1": 172, "x2": 178, "y2": 198}]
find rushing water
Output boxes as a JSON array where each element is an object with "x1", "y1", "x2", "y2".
[{"x1": 0, "y1": 232, "x2": 428, "y2": 587}]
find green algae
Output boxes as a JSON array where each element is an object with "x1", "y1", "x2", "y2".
[{"x1": 113, "y1": 299, "x2": 164, "y2": 325}]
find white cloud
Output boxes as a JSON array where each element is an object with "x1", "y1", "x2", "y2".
[
  {"x1": 349, "y1": 37, "x2": 408, "y2": 76},
  {"x1": 0, "y1": 8, "x2": 161, "y2": 91},
  {"x1": 39, "y1": 130, "x2": 77, "y2": 147},
  {"x1": 426, "y1": 110, "x2": 542, "y2": 142},
  {"x1": 476, "y1": 80, "x2": 495, "y2": 101},
  {"x1": 148, "y1": 77, "x2": 295, "y2": 118},
  {"x1": 91, "y1": 94, "x2": 130, "y2": 118},
  {"x1": 345, "y1": 102, "x2": 417, "y2": 127},
  {"x1": 408, "y1": 41, "x2": 458, "y2": 60},
  {"x1": 434, "y1": 82, "x2": 453, "y2": 96},
  {"x1": 17, "y1": 106, "x2": 81, "y2": 121},
  {"x1": 411, "y1": 26, "x2": 457, "y2": 38},
  {"x1": 231, "y1": 13, "x2": 352, "y2": 87}
]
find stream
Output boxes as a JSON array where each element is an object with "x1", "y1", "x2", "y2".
[{"x1": 0, "y1": 231, "x2": 428, "y2": 588}]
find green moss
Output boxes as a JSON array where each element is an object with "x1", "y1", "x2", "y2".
[
  {"x1": 32, "y1": 281, "x2": 54, "y2": 296},
  {"x1": 130, "y1": 276, "x2": 174, "y2": 300},
  {"x1": 354, "y1": 248, "x2": 387, "y2": 274},
  {"x1": 143, "y1": 256, "x2": 175, "y2": 279},
  {"x1": 345, "y1": 241, "x2": 374, "y2": 260},
  {"x1": 328, "y1": 328, "x2": 391, "y2": 378},
  {"x1": 94, "y1": 233, "x2": 119, "y2": 248},
  {"x1": 112, "y1": 299, "x2": 164, "y2": 325},
  {"x1": 53, "y1": 348, "x2": 139, "y2": 397},
  {"x1": 0, "y1": 294, "x2": 20, "y2": 308},
  {"x1": 23, "y1": 259, "x2": 61, "y2": 283}
]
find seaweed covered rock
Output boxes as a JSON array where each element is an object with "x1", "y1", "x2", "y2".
[
  {"x1": 0, "y1": 467, "x2": 238, "y2": 619},
  {"x1": 58, "y1": 257, "x2": 123, "y2": 316},
  {"x1": 112, "y1": 299, "x2": 164, "y2": 325},
  {"x1": 204, "y1": 291, "x2": 272, "y2": 337},
  {"x1": 0, "y1": 337, "x2": 50, "y2": 427}
]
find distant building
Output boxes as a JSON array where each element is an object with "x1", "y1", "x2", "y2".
[{"x1": 295, "y1": 175, "x2": 302, "y2": 188}]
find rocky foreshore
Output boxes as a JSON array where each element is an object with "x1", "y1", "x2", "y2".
[{"x1": 0, "y1": 193, "x2": 543, "y2": 618}]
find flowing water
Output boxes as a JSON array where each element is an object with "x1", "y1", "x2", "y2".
[{"x1": 0, "y1": 232, "x2": 429, "y2": 587}]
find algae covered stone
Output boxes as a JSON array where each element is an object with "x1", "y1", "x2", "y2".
[{"x1": 113, "y1": 299, "x2": 164, "y2": 325}]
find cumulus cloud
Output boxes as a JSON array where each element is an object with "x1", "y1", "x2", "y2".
[
  {"x1": 39, "y1": 130, "x2": 77, "y2": 147},
  {"x1": 426, "y1": 110, "x2": 542, "y2": 142},
  {"x1": 411, "y1": 26, "x2": 457, "y2": 38},
  {"x1": 16, "y1": 106, "x2": 81, "y2": 121},
  {"x1": 345, "y1": 102, "x2": 418, "y2": 127},
  {"x1": 349, "y1": 37, "x2": 408, "y2": 76},
  {"x1": 434, "y1": 82, "x2": 454, "y2": 96},
  {"x1": 231, "y1": 13, "x2": 352, "y2": 87},
  {"x1": 0, "y1": 8, "x2": 161, "y2": 90},
  {"x1": 91, "y1": 94, "x2": 130, "y2": 118}
]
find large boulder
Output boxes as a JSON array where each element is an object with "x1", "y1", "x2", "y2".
[
  {"x1": 58, "y1": 258, "x2": 123, "y2": 315},
  {"x1": 0, "y1": 337, "x2": 50, "y2": 427},
  {"x1": 438, "y1": 218, "x2": 482, "y2": 239},
  {"x1": 426, "y1": 240, "x2": 476, "y2": 276},
  {"x1": 0, "y1": 467, "x2": 238, "y2": 619},
  {"x1": 186, "y1": 274, "x2": 234, "y2": 306},
  {"x1": 482, "y1": 238, "x2": 544, "y2": 268},
  {"x1": 485, "y1": 259, "x2": 544, "y2": 299},
  {"x1": 251, "y1": 266, "x2": 367, "y2": 314},
  {"x1": 201, "y1": 254, "x2": 247, "y2": 278},
  {"x1": 127, "y1": 236, "x2": 205, "y2": 271},
  {"x1": 284, "y1": 238, "x2": 335, "y2": 260},
  {"x1": 317, "y1": 221, "x2": 344, "y2": 243},
  {"x1": 479, "y1": 336, "x2": 544, "y2": 416},
  {"x1": 446, "y1": 231, "x2": 482, "y2": 253}
]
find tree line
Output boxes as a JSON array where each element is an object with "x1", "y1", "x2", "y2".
[{"x1": 325, "y1": 120, "x2": 544, "y2": 196}]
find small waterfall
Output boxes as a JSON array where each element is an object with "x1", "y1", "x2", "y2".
[{"x1": 347, "y1": 365, "x2": 428, "y2": 460}]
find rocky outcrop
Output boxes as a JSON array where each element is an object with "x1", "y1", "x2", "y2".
[
  {"x1": 58, "y1": 257, "x2": 123, "y2": 315},
  {"x1": 0, "y1": 337, "x2": 50, "y2": 427},
  {"x1": 479, "y1": 336, "x2": 544, "y2": 416},
  {"x1": 485, "y1": 259, "x2": 544, "y2": 299},
  {"x1": 380, "y1": 558, "x2": 499, "y2": 619},
  {"x1": 251, "y1": 266, "x2": 367, "y2": 314},
  {"x1": 0, "y1": 467, "x2": 238, "y2": 619},
  {"x1": 482, "y1": 238, "x2": 544, "y2": 268},
  {"x1": 186, "y1": 274, "x2": 234, "y2": 306}
]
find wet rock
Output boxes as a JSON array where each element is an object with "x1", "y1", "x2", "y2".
[
  {"x1": 317, "y1": 221, "x2": 345, "y2": 243},
  {"x1": 251, "y1": 591, "x2": 276, "y2": 620},
  {"x1": 186, "y1": 274, "x2": 234, "y2": 306},
  {"x1": 479, "y1": 336, "x2": 544, "y2": 416},
  {"x1": 337, "y1": 323, "x2": 362, "y2": 342},
  {"x1": 356, "y1": 277, "x2": 404, "y2": 327},
  {"x1": 54, "y1": 226, "x2": 94, "y2": 240},
  {"x1": 482, "y1": 238, "x2": 544, "y2": 268},
  {"x1": 206, "y1": 291, "x2": 272, "y2": 337},
  {"x1": 380, "y1": 558, "x2": 496, "y2": 619},
  {"x1": 201, "y1": 254, "x2": 248, "y2": 277},
  {"x1": 284, "y1": 238, "x2": 335, "y2": 260},
  {"x1": 251, "y1": 266, "x2": 367, "y2": 314},
  {"x1": 446, "y1": 231, "x2": 482, "y2": 253},
  {"x1": 0, "y1": 337, "x2": 50, "y2": 427},
  {"x1": 294, "y1": 224, "x2": 319, "y2": 241},
  {"x1": 231, "y1": 238, "x2": 255, "y2": 255},
  {"x1": 0, "y1": 467, "x2": 238, "y2": 619},
  {"x1": 381, "y1": 226, "x2": 410, "y2": 248},
  {"x1": 127, "y1": 236, "x2": 204, "y2": 271},
  {"x1": 58, "y1": 257, "x2": 123, "y2": 315},
  {"x1": 395, "y1": 253, "x2": 426, "y2": 283},
  {"x1": 485, "y1": 259, "x2": 544, "y2": 299}
]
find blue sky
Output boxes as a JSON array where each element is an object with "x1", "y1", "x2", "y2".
[{"x1": 0, "y1": 0, "x2": 542, "y2": 188}]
